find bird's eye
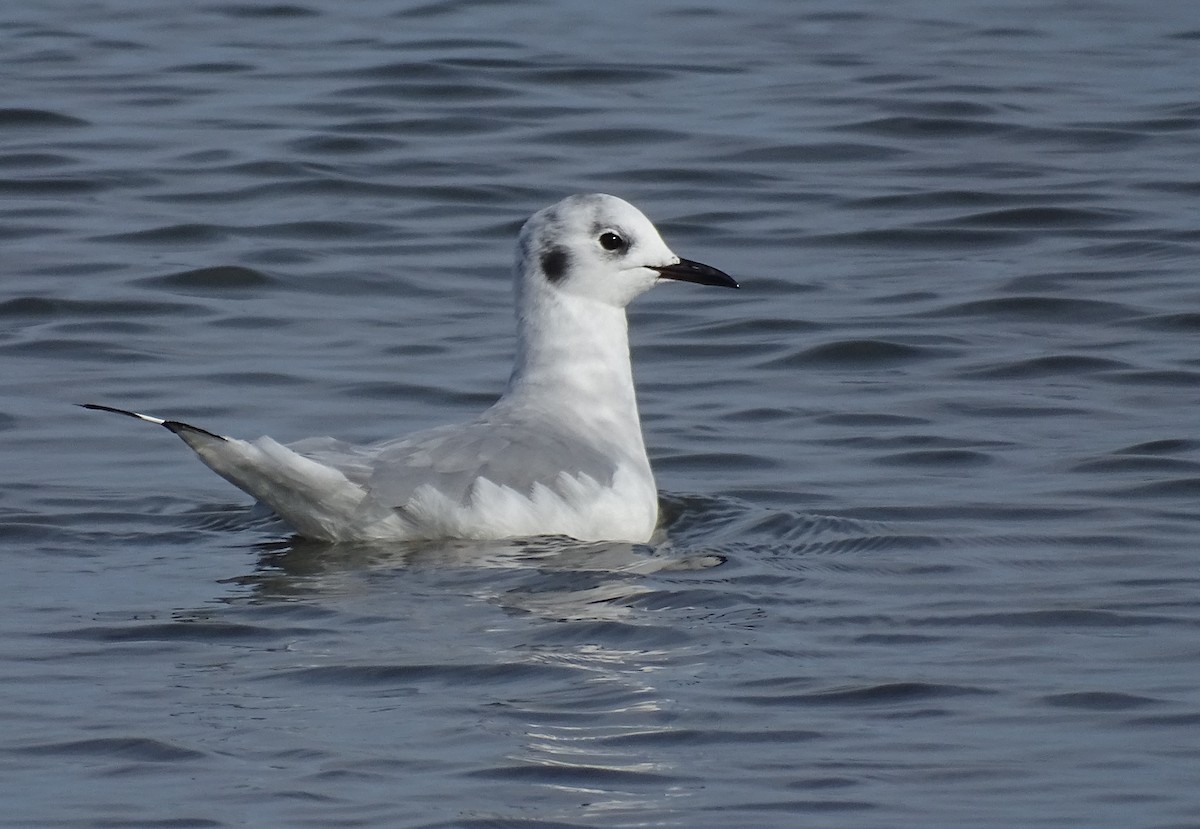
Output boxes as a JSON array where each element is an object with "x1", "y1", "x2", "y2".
[{"x1": 598, "y1": 231, "x2": 626, "y2": 252}]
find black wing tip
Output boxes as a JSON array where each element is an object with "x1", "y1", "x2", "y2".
[
  {"x1": 79, "y1": 402, "x2": 227, "y2": 442},
  {"x1": 78, "y1": 402, "x2": 147, "y2": 418},
  {"x1": 163, "y1": 420, "x2": 226, "y2": 442}
]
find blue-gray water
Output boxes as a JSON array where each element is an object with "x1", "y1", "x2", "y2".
[{"x1": 4, "y1": 1, "x2": 1200, "y2": 826}]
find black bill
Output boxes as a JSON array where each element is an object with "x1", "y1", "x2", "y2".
[{"x1": 651, "y1": 258, "x2": 740, "y2": 289}]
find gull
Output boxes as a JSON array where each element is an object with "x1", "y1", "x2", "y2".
[{"x1": 84, "y1": 194, "x2": 738, "y2": 543}]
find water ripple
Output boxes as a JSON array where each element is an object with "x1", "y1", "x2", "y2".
[
  {"x1": 14, "y1": 737, "x2": 205, "y2": 762},
  {"x1": 0, "y1": 107, "x2": 88, "y2": 128},
  {"x1": 6, "y1": 2, "x2": 1200, "y2": 827}
]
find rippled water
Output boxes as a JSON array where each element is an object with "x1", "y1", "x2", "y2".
[{"x1": 4, "y1": 1, "x2": 1200, "y2": 826}]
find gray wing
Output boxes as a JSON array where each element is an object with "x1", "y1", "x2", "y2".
[
  {"x1": 286, "y1": 436, "x2": 376, "y2": 486},
  {"x1": 289, "y1": 411, "x2": 621, "y2": 510}
]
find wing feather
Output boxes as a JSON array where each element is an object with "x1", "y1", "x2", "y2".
[{"x1": 292, "y1": 411, "x2": 622, "y2": 512}]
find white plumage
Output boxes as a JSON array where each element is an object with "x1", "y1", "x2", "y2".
[{"x1": 85, "y1": 194, "x2": 738, "y2": 542}]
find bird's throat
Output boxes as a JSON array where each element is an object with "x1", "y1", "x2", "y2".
[{"x1": 504, "y1": 294, "x2": 641, "y2": 426}]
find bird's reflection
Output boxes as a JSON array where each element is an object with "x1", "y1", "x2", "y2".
[
  {"x1": 205, "y1": 514, "x2": 727, "y2": 823},
  {"x1": 224, "y1": 527, "x2": 722, "y2": 622}
]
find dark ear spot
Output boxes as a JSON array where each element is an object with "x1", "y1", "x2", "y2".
[{"x1": 540, "y1": 247, "x2": 569, "y2": 284}]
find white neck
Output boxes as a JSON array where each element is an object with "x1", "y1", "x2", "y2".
[{"x1": 503, "y1": 291, "x2": 644, "y2": 440}]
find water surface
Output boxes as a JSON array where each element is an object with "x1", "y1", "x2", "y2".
[{"x1": 3, "y1": 1, "x2": 1200, "y2": 827}]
